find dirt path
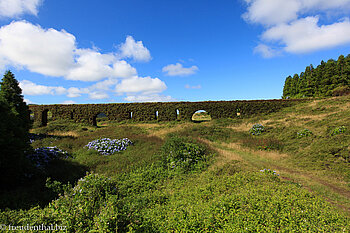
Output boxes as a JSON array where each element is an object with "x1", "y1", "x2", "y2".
[{"x1": 199, "y1": 138, "x2": 350, "y2": 215}]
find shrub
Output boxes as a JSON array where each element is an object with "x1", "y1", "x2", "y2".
[
  {"x1": 85, "y1": 138, "x2": 133, "y2": 155},
  {"x1": 331, "y1": 126, "x2": 347, "y2": 136},
  {"x1": 297, "y1": 129, "x2": 313, "y2": 138},
  {"x1": 161, "y1": 137, "x2": 207, "y2": 173},
  {"x1": 27, "y1": 147, "x2": 70, "y2": 169},
  {"x1": 249, "y1": 123, "x2": 265, "y2": 136}
]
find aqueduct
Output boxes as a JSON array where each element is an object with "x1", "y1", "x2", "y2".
[{"x1": 28, "y1": 99, "x2": 303, "y2": 126}]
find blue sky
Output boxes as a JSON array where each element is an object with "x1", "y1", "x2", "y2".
[{"x1": 0, "y1": 0, "x2": 350, "y2": 104}]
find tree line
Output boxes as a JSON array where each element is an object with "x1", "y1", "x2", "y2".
[{"x1": 282, "y1": 54, "x2": 350, "y2": 99}]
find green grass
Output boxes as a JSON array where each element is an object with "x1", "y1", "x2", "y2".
[{"x1": 1, "y1": 95, "x2": 350, "y2": 232}]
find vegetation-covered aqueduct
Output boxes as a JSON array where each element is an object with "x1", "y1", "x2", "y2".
[{"x1": 29, "y1": 99, "x2": 304, "y2": 126}]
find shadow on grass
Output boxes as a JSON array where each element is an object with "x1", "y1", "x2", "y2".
[{"x1": 0, "y1": 159, "x2": 88, "y2": 210}]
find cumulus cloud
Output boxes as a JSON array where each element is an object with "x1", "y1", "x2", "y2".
[
  {"x1": 0, "y1": 0, "x2": 42, "y2": 18},
  {"x1": 1, "y1": 21, "x2": 170, "y2": 102},
  {"x1": 0, "y1": 21, "x2": 139, "y2": 81},
  {"x1": 243, "y1": 0, "x2": 350, "y2": 56},
  {"x1": 119, "y1": 35, "x2": 152, "y2": 62},
  {"x1": 253, "y1": 44, "x2": 281, "y2": 58},
  {"x1": 19, "y1": 80, "x2": 66, "y2": 96},
  {"x1": 0, "y1": 21, "x2": 75, "y2": 76},
  {"x1": 66, "y1": 87, "x2": 83, "y2": 98},
  {"x1": 88, "y1": 91, "x2": 109, "y2": 100},
  {"x1": 185, "y1": 84, "x2": 201, "y2": 89},
  {"x1": 262, "y1": 16, "x2": 350, "y2": 53},
  {"x1": 124, "y1": 94, "x2": 176, "y2": 102},
  {"x1": 162, "y1": 63, "x2": 199, "y2": 76},
  {"x1": 115, "y1": 76, "x2": 167, "y2": 94}
]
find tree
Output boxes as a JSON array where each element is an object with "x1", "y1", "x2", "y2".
[
  {"x1": 0, "y1": 71, "x2": 32, "y2": 188},
  {"x1": 282, "y1": 76, "x2": 293, "y2": 99},
  {"x1": 0, "y1": 97, "x2": 31, "y2": 188},
  {"x1": 282, "y1": 54, "x2": 350, "y2": 98},
  {"x1": 0, "y1": 70, "x2": 31, "y2": 131}
]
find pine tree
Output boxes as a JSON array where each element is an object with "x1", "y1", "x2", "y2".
[
  {"x1": 282, "y1": 55, "x2": 350, "y2": 98},
  {"x1": 0, "y1": 70, "x2": 31, "y2": 131},
  {"x1": 282, "y1": 76, "x2": 293, "y2": 99}
]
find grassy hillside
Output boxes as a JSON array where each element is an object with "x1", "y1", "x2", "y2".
[{"x1": 1, "y1": 96, "x2": 349, "y2": 232}]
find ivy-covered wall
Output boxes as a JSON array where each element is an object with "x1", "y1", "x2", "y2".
[{"x1": 28, "y1": 99, "x2": 304, "y2": 126}]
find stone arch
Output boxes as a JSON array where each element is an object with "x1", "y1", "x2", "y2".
[
  {"x1": 92, "y1": 112, "x2": 109, "y2": 127},
  {"x1": 191, "y1": 109, "x2": 212, "y2": 122}
]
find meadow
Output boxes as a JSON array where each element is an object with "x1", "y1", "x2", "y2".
[{"x1": 1, "y1": 95, "x2": 349, "y2": 232}]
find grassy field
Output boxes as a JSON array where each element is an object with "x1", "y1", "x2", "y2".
[{"x1": 0, "y1": 96, "x2": 349, "y2": 232}]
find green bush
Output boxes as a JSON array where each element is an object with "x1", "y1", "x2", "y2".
[
  {"x1": 331, "y1": 126, "x2": 347, "y2": 136},
  {"x1": 249, "y1": 123, "x2": 265, "y2": 136},
  {"x1": 297, "y1": 129, "x2": 313, "y2": 138},
  {"x1": 161, "y1": 137, "x2": 208, "y2": 173}
]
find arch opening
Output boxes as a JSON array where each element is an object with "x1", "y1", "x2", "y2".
[
  {"x1": 191, "y1": 110, "x2": 212, "y2": 122},
  {"x1": 41, "y1": 109, "x2": 50, "y2": 126},
  {"x1": 155, "y1": 111, "x2": 159, "y2": 120},
  {"x1": 93, "y1": 112, "x2": 109, "y2": 127},
  {"x1": 29, "y1": 110, "x2": 34, "y2": 121},
  {"x1": 176, "y1": 109, "x2": 180, "y2": 120}
]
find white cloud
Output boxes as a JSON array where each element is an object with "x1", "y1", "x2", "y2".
[
  {"x1": 124, "y1": 94, "x2": 176, "y2": 102},
  {"x1": 119, "y1": 35, "x2": 152, "y2": 62},
  {"x1": 24, "y1": 98, "x2": 33, "y2": 104},
  {"x1": 0, "y1": 0, "x2": 42, "y2": 18},
  {"x1": 253, "y1": 44, "x2": 280, "y2": 58},
  {"x1": 0, "y1": 21, "x2": 139, "y2": 82},
  {"x1": 162, "y1": 63, "x2": 199, "y2": 76},
  {"x1": 243, "y1": 0, "x2": 350, "y2": 56},
  {"x1": 185, "y1": 84, "x2": 201, "y2": 89},
  {"x1": 243, "y1": 0, "x2": 350, "y2": 26},
  {"x1": 88, "y1": 91, "x2": 109, "y2": 100},
  {"x1": 243, "y1": 0, "x2": 300, "y2": 26},
  {"x1": 262, "y1": 17, "x2": 350, "y2": 53},
  {"x1": 115, "y1": 76, "x2": 167, "y2": 94},
  {"x1": 0, "y1": 20, "x2": 75, "y2": 76},
  {"x1": 19, "y1": 80, "x2": 66, "y2": 96},
  {"x1": 61, "y1": 100, "x2": 76, "y2": 104},
  {"x1": 66, "y1": 87, "x2": 82, "y2": 98}
]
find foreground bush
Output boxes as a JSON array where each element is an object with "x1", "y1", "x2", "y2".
[{"x1": 1, "y1": 167, "x2": 349, "y2": 232}]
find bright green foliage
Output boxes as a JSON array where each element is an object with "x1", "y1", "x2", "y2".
[
  {"x1": 0, "y1": 70, "x2": 31, "y2": 131},
  {"x1": 331, "y1": 126, "x2": 347, "y2": 136},
  {"x1": 1, "y1": 167, "x2": 348, "y2": 232},
  {"x1": 249, "y1": 123, "x2": 265, "y2": 135},
  {"x1": 297, "y1": 129, "x2": 313, "y2": 138},
  {"x1": 161, "y1": 136, "x2": 208, "y2": 173},
  {"x1": 282, "y1": 54, "x2": 350, "y2": 98}
]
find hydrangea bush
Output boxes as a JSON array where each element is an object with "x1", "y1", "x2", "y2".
[
  {"x1": 249, "y1": 124, "x2": 265, "y2": 135},
  {"x1": 331, "y1": 126, "x2": 347, "y2": 136},
  {"x1": 85, "y1": 138, "x2": 133, "y2": 155},
  {"x1": 260, "y1": 169, "x2": 279, "y2": 176},
  {"x1": 27, "y1": 146, "x2": 70, "y2": 169},
  {"x1": 297, "y1": 129, "x2": 313, "y2": 138}
]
